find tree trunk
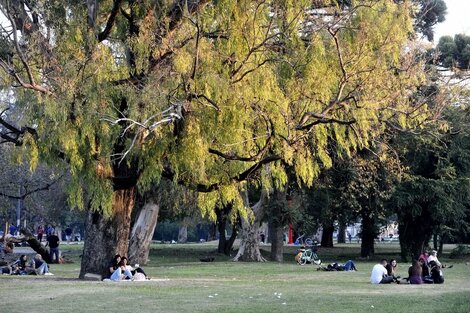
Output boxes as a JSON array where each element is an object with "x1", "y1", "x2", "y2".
[
  {"x1": 178, "y1": 225, "x2": 188, "y2": 243},
  {"x1": 321, "y1": 223, "x2": 334, "y2": 247},
  {"x1": 19, "y1": 228, "x2": 52, "y2": 263},
  {"x1": 79, "y1": 187, "x2": 135, "y2": 279},
  {"x1": 360, "y1": 214, "x2": 376, "y2": 258},
  {"x1": 128, "y1": 199, "x2": 159, "y2": 265},
  {"x1": 224, "y1": 223, "x2": 238, "y2": 255},
  {"x1": 337, "y1": 222, "x2": 346, "y2": 244},
  {"x1": 232, "y1": 190, "x2": 266, "y2": 262},
  {"x1": 217, "y1": 207, "x2": 228, "y2": 254},
  {"x1": 233, "y1": 218, "x2": 265, "y2": 261},
  {"x1": 207, "y1": 223, "x2": 217, "y2": 241},
  {"x1": 270, "y1": 223, "x2": 284, "y2": 262},
  {"x1": 216, "y1": 205, "x2": 238, "y2": 255}
]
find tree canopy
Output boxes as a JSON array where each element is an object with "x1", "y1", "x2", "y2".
[
  {"x1": 0, "y1": 0, "x2": 442, "y2": 273},
  {"x1": 0, "y1": 0, "x2": 431, "y2": 213}
]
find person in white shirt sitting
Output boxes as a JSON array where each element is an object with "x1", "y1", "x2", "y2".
[
  {"x1": 370, "y1": 259, "x2": 394, "y2": 284},
  {"x1": 427, "y1": 250, "x2": 442, "y2": 268}
]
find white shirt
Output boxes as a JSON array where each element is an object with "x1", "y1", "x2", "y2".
[
  {"x1": 370, "y1": 264, "x2": 387, "y2": 284},
  {"x1": 427, "y1": 255, "x2": 441, "y2": 267}
]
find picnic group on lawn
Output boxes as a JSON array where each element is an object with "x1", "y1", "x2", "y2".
[
  {"x1": 0, "y1": 224, "x2": 60, "y2": 276},
  {"x1": 2, "y1": 222, "x2": 447, "y2": 284},
  {"x1": 370, "y1": 250, "x2": 446, "y2": 285}
]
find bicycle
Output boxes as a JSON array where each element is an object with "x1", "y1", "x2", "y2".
[{"x1": 297, "y1": 245, "x2": 321, "y2": 265}]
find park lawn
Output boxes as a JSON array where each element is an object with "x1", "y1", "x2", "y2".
[{"x1": 0, "y1": 243, "x2": 469, "y2": 313}]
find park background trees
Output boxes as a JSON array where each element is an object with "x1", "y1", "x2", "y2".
[{"x1": 0, "y1": 0, "x2": 464, "y2": 276}]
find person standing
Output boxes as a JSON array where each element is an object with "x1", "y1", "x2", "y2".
[
  {"x1": 37, "y1": 225, "x2": 44, "y2": 242},
  {"x1": 65, "y1": 226, "x2": 73, "y2": 244},
  {"x1": 370, "y1": 259, "x2": 394, "y2": 284},
  {"x1": 47, "y1": 232, "x2": 60, "y2": 263}
]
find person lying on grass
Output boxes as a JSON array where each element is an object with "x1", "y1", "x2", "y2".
[{"x1": 317, "y1": 260, "x2": 357, "y2": 271}]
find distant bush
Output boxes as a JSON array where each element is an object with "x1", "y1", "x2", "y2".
[{"x1": 450, "y1": 245, "x2": 470, "y2": 259}]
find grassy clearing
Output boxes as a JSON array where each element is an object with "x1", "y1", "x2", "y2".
[{"x1": 1, "y1": 243, "x2": 469, "y2": 313}]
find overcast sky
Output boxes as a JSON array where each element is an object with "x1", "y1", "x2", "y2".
[{"x1": 434, "y1": 0, "x2": 470, "y2": 43}]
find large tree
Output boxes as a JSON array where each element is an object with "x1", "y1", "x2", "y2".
[{"x1": 0, "y1": 0, "x2": 430, "y2": 276}]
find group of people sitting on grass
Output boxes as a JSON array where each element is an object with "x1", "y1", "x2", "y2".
[
  {"x1": 371, "y1": 250, "x2": 446, "y2": 285},
  {"x1": 107, "y1": 254, "x2": 149, "y2": 281},
  {"x1": 1, "y1": 253, "x2": 53, "y2": 276}
]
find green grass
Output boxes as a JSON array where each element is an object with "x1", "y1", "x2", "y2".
[{"x1": 1, "y1": 242, "x2": 469, "y2": 313}]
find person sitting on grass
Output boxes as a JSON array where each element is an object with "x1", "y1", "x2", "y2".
[
  {"x1": 110, "y1": 259, "x2": 133, "y2": 281},
  {"x1": 107, "y1": 254, "x2": 121, "y2": 279},
  {"x1": 385, "y1": 258, "x2": 401, "y2": 283},
  {"x1": 0, "y1": 223, "x2": 15, "y2": 267},
  {"x1": 407, "y1": 259, "x2": 423, "y2": 284},
  {"x1": 370, "y1": 259, "x2": 395, "y2": 284},
  {"x1": 120, "y1": 256, "x2": 148, "y2": 279},
  {"x1": 10, "y1": 255, "x2": 36, "y2": 275},
  {"x1": 29, "y1": 254, "x2": 53, "y2": 275},
  {"x1": 425, "y1": 261, "x2": 444, "y2": 284},
  {"x1": 427, "y1": 250, "x2": 445, "y2": 268}
]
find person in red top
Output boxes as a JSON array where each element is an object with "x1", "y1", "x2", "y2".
[{"x1": 37, "y1": 225, "x2": 44, "y2": 242}]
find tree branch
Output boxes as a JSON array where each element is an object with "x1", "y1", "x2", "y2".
[{"x1": 98, "y1": 0, "x2": 122, "y2": 42}]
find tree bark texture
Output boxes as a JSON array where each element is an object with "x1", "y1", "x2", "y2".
[
  {"x1": 360, "y1": 214, "x2": 376, "y2": 258},
  {"x1": 337, "y1": 222, "x2": 346, "y2": 244},
  {"x1": 79, "y1": 187, "x2": 135, "y2": 279},
  {"x1": 321, "y1": 223, "x2": 334, "y2": 248},
  {"x1": 267, "y1": 187, "x2": 288, "y2": 262},
  {"x1": 128, "y1": 200, "x2": 160, "y2": 265},
  {"x1": 232, "y1": 191, "x2": 266, "y2": 262},
  {"x1": 270, "y1": 223, "x2": 284, "y2": 262},
  {"x1": 232, "y1": 218, "x2": 265, "y2": 262},
  {"x1": 178, "y1": 225, "x2": 188, "y2": 243},
  {"x1": 216, "y1": 205, "x2": 238, "y2": 255}
]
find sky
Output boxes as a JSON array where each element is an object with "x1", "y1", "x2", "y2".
[{"x1": 433, "y1": 0, "x2": 470, "y2": 44}]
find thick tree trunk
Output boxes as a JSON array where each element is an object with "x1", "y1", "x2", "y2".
[
  {"x1": 128, "y1": 200, "x2": 159, "y2": 265},
  {"x1": 360, "y1": 214, "x2": 376, "y2": 258},
  {"x1": 321, "y1": 223, "x2": 334, "y2": 247},
  {"x1": 232, "y1": 190, "x2": 266, "y2": 262},
  {"x1": 337, "y1": 222, "x2": 346, "y2": 244},
  {"x1": 178, "y1": 225, "x2": 188, "y2": 243},
  {"x1": 233, "y1": 219, "x2": 265, "y2": 261},
  {"x1": 79, "y1": 187, "x2": 135, "y2": 279},
  {"x1": 270, "y1": 223, "x2": 284, "y2": 262}
]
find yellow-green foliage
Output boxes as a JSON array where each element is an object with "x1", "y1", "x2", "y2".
[{"x1": 1, "y1": 0, "x2": 428, "y2": 219}]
